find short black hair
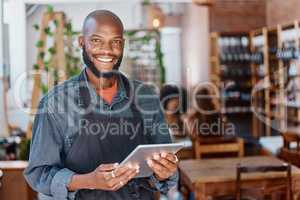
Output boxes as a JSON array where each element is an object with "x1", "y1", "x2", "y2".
[
  {"x1": 82, "y1": 10, "x2": 124, "y2": 35},
  {"x1": 160, "y1": 84, "x2": 187, "y2": 113}
]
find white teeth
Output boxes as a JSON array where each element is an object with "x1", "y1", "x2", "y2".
[{"x1": 96, "y1": 57, "x2": 113, "y2": 63}]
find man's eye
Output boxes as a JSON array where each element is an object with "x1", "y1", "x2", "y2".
[
  {"x1": 91, "y1": 39, "x2": 100, "y2": 43},
  {"x1": 112, "y1": 40, "x2": 122, "y2": 46}
]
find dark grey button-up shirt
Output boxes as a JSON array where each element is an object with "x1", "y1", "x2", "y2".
[{"x1": 24, "y1": 69, "x2": 178, "y2": 200}]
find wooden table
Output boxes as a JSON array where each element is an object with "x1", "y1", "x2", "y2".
[
  {"x1": 179, "y1": 156, "x2": 300, "y2": 200},
  {"x1": 0, "y1": 161, "x2": 36, "y2": 200},
  {"x1": 172, "y1": 136, "x2": 195, "y2": 159},
  {"x1": 286, "y1": 126, "x2": 300, "y2": 136}
]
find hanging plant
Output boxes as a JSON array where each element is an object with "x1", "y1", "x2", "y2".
[
  {"x1": 125, "y1": 29, "x2": 165, "y2": 85},
  {"x1": 33, "y1": 5, "x2": 81, "y2": 95}
]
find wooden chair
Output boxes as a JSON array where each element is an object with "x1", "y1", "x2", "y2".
[
  {"x1": 194, "y1": 137, "x2": 244, "y2": 159},
  {"x1": 236, "y1": 164, "x2": 292, "y2": 200},
  {"x1": 278, "y1": 132, "x2": 300, "y2": 167}
]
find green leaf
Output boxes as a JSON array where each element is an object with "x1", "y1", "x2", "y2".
[
  {"x1": 33, "y1": 24, "x2": 39, "y2": 31},
  {"x1": 53, "y1": 20, "x2": 59, "y2": 27},
  {"x1": 33, "y1": 64, "x2": 39, "y2": 70},
  {"x1": 65, "y1": 53, "x2": 72, "y2": 60},
  {"x1": 35, "y1": 40, "x2": 44, "y2": 48},
  {"x1": 53, "y1": 69, "x2": 59, "y2": 83},
  {"x1": 48, "y1": 47, "x2": 56, "y2": 55},
  {"x1": 142, "y1": 35, "x2": 152, "y2": 43},
  {"x1": 125, "y1": 30, "x2": 137, "y2": 37},
  {"x1": 142, "y1": 0, "x2": 150, "y2": 5},
  {"x1": 47, "y1": 5, "x2": 54, "y2": 14},
  {"x1": 39, "y1": 52, "x2": 45, "y2": 59},
  {"x1": 44, "y1": 61, "x2": 49, "y2": 71},
  {"x1": 73, "y1": 57, "x2": 80, "y2": 63},
  {"x1": 72, "y1": 31, "x2": 79, "y2": 36},
  {"x1": 41, "y1": 83, "x2": 48, "y2": 94},
  {"x1": 65, "y1": 22, "x2": 72, "y2": 33},
  {"x1": 44, "y1": 27, "x2": 53, "y2": 36}
]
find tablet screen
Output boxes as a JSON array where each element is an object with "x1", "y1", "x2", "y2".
[{"x1": 120, "y1": 143, "x2": 184, "y2": 178}]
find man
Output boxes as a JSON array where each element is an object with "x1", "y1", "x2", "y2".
[{"x1": 24, "y1": 10, "x2": 179, "y2": 200}]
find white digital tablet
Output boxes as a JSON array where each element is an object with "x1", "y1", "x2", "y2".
[{"x1": 120, "y1": 143, "x2": 184, "y2": 178}]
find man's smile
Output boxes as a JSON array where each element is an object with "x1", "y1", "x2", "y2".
[
  {"x1": 92, "y1": 55, "x2": 116, "y2": 67},
  {"x1": 96, "y1": 57, "x2": 113, "y2": 63}
]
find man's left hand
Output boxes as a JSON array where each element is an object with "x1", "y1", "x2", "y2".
[{"x1": 147, "y1": 152, "x2": 178, "y2": 181}]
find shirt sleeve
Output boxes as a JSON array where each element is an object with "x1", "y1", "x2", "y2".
[
  {"x1": 23, "y1": 99, "x2": 76, "y2": 199},
  {"x1": 150, "y1": 171, "x2": 179, "y2": 194}
]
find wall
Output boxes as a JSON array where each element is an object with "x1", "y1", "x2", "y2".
[
  {"x1": 0, "y1": 0, "x2": 3, "y2": 77},
  {"x1": 267, "y1": 0, "x2": 300, "y2": 27},
  {"x1": 182, "y1": 4, "x2": 210, "y2": 87},
  {"x1": 210, "y1": 0, "x2": 266, "y2": 32}
]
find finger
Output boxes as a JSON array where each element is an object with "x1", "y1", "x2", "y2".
[
  {"x1": 103, "y1": 171, "x2": 114, "y2": 181},
  {"x1": 161, "y1": 152, "x2": 178, "y2": 164},
  {"x1": 98, "y1": 163, "x2": 119, "y2": 172},
  {"x1": 115, "y1": 166, "x2": 139, "y2": 184},
  {"x1": 156, "y1": 157, "x2": 177, "y2": 170},
  {"x1": 108, "y1": 167, "x2": 139, "y2": 190},
  {"x1": 103, "y1": 165, "x2": 136, "y2": 181},
  {"x1": 152, "y1": 154, "x2": 177, "y2": 170},
  {"x1": 147, "y1": 159, "x2": 168, "y2": 176},
  {"x1": 113, "y1": 168, "x2": 139, "y2": 191},
  {"x1": 114, "y1": 163, "x2": 138, "y2": 177}
]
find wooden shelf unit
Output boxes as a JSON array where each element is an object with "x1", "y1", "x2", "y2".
[
  {"x1": 250, "y1": 28, "x2": 268, "y2": 138},
  {"x1": 209, "y1": 32, "x2": 253, "y2": 116},
  {"x1": 210, "y1": 20, "x2": 300, "y2": 138}
]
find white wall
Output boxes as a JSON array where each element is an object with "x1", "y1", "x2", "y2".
[
  {"x1": 160, "y1": 27, "x2": 182, "y2": 85},
  {"x1": 0, "y1": 0, "x2": 3, "y2": 77},
  {"x1": 181, "y1": 4, "x2": 209, "y2": 87}
]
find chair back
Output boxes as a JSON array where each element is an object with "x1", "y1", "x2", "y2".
[
  {"x1": 236, "y1": 164, "x2": 292, "y2": 200},
  {"x1": 195, "y1": 137, "x2": 244, "y2": 159},
  {"x1": 279, "y1": 132, "x2": 300, "y2": 167}
]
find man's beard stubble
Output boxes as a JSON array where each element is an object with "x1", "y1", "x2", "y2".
[{"x1": 82, "y1": 45, "x2": 123, "y2": 78}]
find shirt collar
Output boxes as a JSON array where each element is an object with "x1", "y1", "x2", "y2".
[{"x1": 79, "y1": 67, "x2": 129, "y2": 104}]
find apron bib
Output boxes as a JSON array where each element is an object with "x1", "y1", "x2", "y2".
[{"x1": 64, "y1": 75, "x2": 157, "y2": 200}]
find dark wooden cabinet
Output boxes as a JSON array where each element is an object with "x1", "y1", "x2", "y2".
[{"x1": 0, "y1": 161, "x2": 36, "y2": 200}]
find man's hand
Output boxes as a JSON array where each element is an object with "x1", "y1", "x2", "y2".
[
  {"x1": 147, "y1": 152, "x2": 178, "y2": 181},
  {"x1": 89, "y1": 163, "x2": 139, "y2": 191}
]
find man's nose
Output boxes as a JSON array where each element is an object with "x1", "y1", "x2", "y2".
[{"x1": 99, "y1": 41, "x2": 113, "y2": 54}]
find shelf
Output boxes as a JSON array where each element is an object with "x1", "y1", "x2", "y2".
[
  {"x1": 287, "y1": 118, "x2": 300, "y2": 124},
  {"x1": 221, "y1": 106, "x2": 252, "y2": 114},
  {"x1": 210, "y1": 27, "x2": 300, "y2": 138},
  {"x1": 285, "y1": 101, "x2": 300, "y2": 108}
]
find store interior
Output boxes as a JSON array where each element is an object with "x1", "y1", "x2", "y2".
[{"x1": 2, "y1": 0, "x2": 300, "y2": 199}]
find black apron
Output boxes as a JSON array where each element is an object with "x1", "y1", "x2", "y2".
[{"x1": 64, "y1": 74, "x2": 157, "y2": 200}]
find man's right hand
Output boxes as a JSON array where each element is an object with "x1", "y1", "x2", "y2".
[{"x1": 89, "y1": 163, "x2": 139, "y2": 191}]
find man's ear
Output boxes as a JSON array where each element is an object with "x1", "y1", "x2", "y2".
[{"x1": 78, "y1": 35, "x2": 84, "y2": 48}]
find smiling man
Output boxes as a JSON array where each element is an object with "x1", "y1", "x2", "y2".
[{"x1": 24, "y1": 10, "x2": 179, "y2": 200}]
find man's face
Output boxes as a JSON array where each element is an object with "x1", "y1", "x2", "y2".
[{"x1": 79, "y1": 19, "x2": 124, "y2": 73}]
